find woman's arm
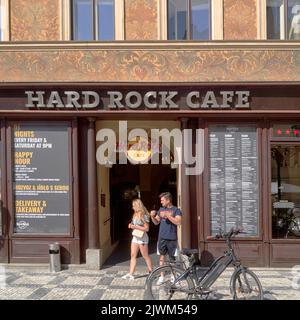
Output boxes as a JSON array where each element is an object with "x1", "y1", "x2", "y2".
[{"x1": 129, "y1": 222, "x2": 149, "y2": 232}]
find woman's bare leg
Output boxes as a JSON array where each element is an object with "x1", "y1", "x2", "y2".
[
  {"x1": 129, "y1": 242, "x2": 139, "y2": 275},
  {"x1": 139, "y1": 244, "x2": 153, "y2": 272}
]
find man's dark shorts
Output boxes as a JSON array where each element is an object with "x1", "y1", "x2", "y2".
[{"x1": 158, "y1": 239, "x2": 177, "y2": 261}]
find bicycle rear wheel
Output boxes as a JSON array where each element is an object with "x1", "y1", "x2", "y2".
[
  {"x1": 145, "y1": 265, "x2": 194, "y2": 300},
  {"x1": 231, "y1": 268, "x2": 263, "y2": 300}
]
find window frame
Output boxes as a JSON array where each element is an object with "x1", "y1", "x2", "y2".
[
  {"x1": 159, "y1": 0, "x2": 223, "y2": 40},
  {"x1": 66, "y1": 0, "x2": 124, "y2": 41},
  {"x1": 167, "y1": 0, "x2": 212, "y2": 40}
]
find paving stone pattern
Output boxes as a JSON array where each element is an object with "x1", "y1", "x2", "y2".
[{"x1": 0, "y1": 266, "x2": 299, "y2": 300}]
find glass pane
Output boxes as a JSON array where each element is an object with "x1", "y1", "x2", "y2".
[
  {"x1": 168, "y1": 0, "x2": 188, "y2": 40},
  {"x1": 288, "y1": 0, "x2": 300, "y2": 39},
  {"x1": 168, "y1": 0, "x2": 176, "y2": 39},
  {"x1": 97, "y1": 0, "x2": 115, "y2": 40},
  {"x1": 272, "y1": 145, "x2": 300, "y2": 239},
  {"x1": 73, "y1": 0, "x2": 94, "y2": 40},
  {"x1": 191, "y1": 0, "x2": 210, "y2": 40},
  {"x1": 267, "y1": 0, "x2": 284, "y2": 39}
]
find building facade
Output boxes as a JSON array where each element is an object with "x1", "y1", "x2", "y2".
[{"x1": 0, "y1": 0, "x2": 300, "y2": 267}]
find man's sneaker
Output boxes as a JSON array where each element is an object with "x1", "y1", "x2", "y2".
[
  {"x1": 121, "y1": 273, "x2": 134, "y2": 280},
  {"x1": 156, "y1": 276, "x2": 165, "y2": 285},
  {"x1": 170, "y1": 275, "x2": 175, "y2": 283}
]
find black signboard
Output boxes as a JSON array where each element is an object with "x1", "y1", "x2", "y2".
[
  {"x1": 209, "y1": 126, "x2": 259, "y2": 237},
  {"x1": 13, "y1": 123, "x2": 71, "y2": 234}
]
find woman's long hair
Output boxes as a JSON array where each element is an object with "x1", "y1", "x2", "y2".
[{"x1": 132, "y1": 198, "x2": 149, "y2": 222}]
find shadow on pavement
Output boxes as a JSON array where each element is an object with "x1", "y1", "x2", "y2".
[{"x1": 102, "y1": 240, "x2": 160, "y2": 269}]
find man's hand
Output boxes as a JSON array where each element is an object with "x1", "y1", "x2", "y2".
[
  {"x1": 150, "y1": 210, "x2": 160, "y2": 225},
  {"x1": 164, "y1": 211, "x2": 172, "y2": 218},
  {"x1": 166, "y1": 215, "x2": 181, "y2": 225},
  {"x1": 150, "y1": 210, "x2": 156, "y2": 217}
]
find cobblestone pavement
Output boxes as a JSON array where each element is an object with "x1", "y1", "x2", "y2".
[{"x1": 0, "y1": 265, "x2": 300, "y2": 300}]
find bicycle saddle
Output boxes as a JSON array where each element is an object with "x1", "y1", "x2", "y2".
[{"x1": 181, "y1": 248, "x2": 198, "y2": 256}]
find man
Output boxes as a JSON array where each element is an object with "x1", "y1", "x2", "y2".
[{"x1": 150, "y1": 192, "x2": 182, "y2": 284}]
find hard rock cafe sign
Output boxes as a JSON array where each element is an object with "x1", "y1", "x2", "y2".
[
  {"x1": 125, "y1": 136, "x2": 152, "y2": 163},
  {"x1": 25, "y1": 90, "x2": 251, "y2": 110}
]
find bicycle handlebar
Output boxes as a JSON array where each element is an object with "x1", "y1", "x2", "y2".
[
  {"x1": 206, "y1": 235, "x2": 216, "y2": 240},
  {"x1": 206, "y1": 227, "x2": 246, "y2": 240}
]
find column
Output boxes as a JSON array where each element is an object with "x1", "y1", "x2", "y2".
[
  {"x1": 180, "y1": 118, "x2": 191, "y2": 249},
  {"x1": 86, "y1": 118, "x2": 100, "y2": 268},
  {"x1": 87, "y1": 118, "x2": 99, "y2": 248}
]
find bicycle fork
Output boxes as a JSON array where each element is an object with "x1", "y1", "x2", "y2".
[{"x1": 230, "y1": 266, "x2": 251, "y2": 298}]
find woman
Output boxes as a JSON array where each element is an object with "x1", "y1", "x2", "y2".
[{"x1": 121, "y1": 199, "x2": 153, "y2": 280}]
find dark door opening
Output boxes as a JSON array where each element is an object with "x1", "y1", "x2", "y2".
[{"x1": 110, "y1": 164, "x2": 177, "y2": 244}]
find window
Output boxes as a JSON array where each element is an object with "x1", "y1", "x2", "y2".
[
  {"x1": 267, "y1": 0, "x2": 300, "y2": 39},
  {"x1": 271, "y1": 124, "x2": 300, "y2": 239},
  {"x1": 167, "y1": 0, "x2": 211, "y2": 40},
  {"x1": 72, "y1": 0, "x2": 115, "y2": 40}
]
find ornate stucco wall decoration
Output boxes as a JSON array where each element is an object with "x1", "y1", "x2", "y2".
[
  {"x1": 224, "y1": 0, "x2": 257, "y2": 40},
  {"x1": 0, "y1": 48, "x2": 299, "y2": 82},
  {"x1": 10, "y1": 0, "x2": 61, "y2": 41},
  {"x1": 125, "y1": 0, "x2": 158, "y2": 40}
]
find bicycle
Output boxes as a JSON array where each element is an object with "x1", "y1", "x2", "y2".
[
  {"x1": 273, "y1": 206, "x2": 300, "y2": 238},
  {"x1": 145, "y1": 228, "x2": 263, "y2": 300}
]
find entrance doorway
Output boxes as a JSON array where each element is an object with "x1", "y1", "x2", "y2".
[
  {"x1": 110, "y1": 164, "x2": 177, "y2": 243},
  {"x1": 96, "y1": 119, "x2": 181, "y2": 266}
]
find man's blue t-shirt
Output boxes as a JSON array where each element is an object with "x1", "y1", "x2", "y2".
[{"x1": 157, "y1": 206, "x2": 182, "y2": 240}]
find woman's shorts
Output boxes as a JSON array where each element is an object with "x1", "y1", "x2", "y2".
[{"x1": 132, "y1": 232, "x2": 149, "y2": 245}]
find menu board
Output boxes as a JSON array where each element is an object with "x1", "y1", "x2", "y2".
[
  {"x1": 13, "y1": 123, "x2": 71, "y2": 234},
  {"x1": 209, "y1": 126, "x2": 259, "y2": 237}
]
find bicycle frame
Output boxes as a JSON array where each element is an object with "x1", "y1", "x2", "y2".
[
  {"x1": 171, "y1": 236, "x2": 242, "y2": 292},
  {"x1": 146, "y1": 229, "x2": 263, "y2": 300}
]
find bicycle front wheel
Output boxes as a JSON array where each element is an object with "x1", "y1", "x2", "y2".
[
  {"x1": 145, "y1": 265, "x2": 195, "y2": 300},
  {"x1": 231, "y1": 268, "x2": 263, "y2": 300}
]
